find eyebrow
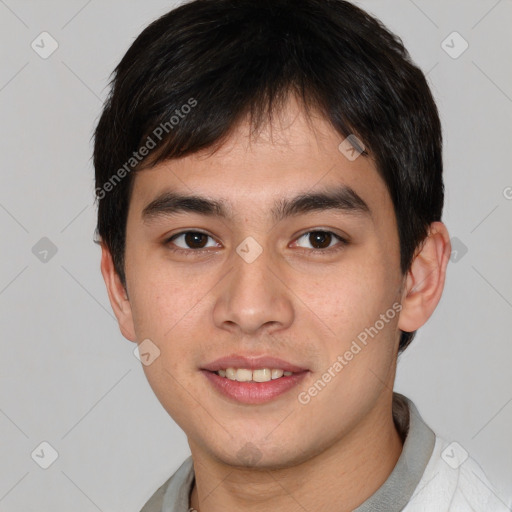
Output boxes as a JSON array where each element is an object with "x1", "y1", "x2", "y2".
[{"x1": 141, "y1": 184, "x2": 371, "y2": 225}]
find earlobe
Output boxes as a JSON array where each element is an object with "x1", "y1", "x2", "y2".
[
  {"x1": 398, "y1": 221, "x2": 451, "y2": 333},
  {"x1": 100, "y1": 243, "x2": 137, "y2": 342}
]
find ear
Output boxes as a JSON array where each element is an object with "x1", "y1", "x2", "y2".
[
  {"x1": 398, "y1": 221, "x2": 451, "y2": 333},
  {"x1": 100, "y1": 242, "x2": 137, "y2": 342}
]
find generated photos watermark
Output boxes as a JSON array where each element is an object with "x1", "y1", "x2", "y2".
[
  {"x1": 95, "y1": 97, "x2": 198, "y2": 200},
  {"x1": 298, "y1": 302, "x2": 402, "y2": 405}
]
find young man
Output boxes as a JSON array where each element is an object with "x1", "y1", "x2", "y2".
[{"x1": 93, "y1": 1, "x2": 509, "y2": 510}]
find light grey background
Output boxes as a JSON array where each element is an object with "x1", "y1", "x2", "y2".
[{"x1": 0, "y1": 0, "x2": 511, "y2": 510}]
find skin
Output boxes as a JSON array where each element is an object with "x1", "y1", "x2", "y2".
[{"x1": 101, "y1": 94, "x2": 451, "y2": 511}]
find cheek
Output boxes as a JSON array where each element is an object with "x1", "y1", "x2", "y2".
[
  {"x1": 127, "y1": 275, "x2": 179, "y2": 341},
  {"x1": 293, "y1": 248, "x2": 399, "y2": 338},
  {"x1": 288, "y1": 247, "x2": 402, "y2": 398},
  {"x1": 125, "y1": 242, "x2": 205, "y2": 339},
  {"x1": 126, "y1": 259, "x2": 220, "y2": 390}
]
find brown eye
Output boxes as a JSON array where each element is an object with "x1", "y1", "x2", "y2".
[
  {"x1": 293, "y1": 229, "x2": 350, "y2": 256},
  {"x1": 308, "y1": 231, "x2": 333, "y2": 249},
  {"x1": 184, "y1": 232, "x2": 208, "y2": 248},
  {"x1": 293, "y1": 230, "x2": 348, "y2": 253},
  {"x1": 169, "y1": 231, "x2": 217, "y2": 250}
]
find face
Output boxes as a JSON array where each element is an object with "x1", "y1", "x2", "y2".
[{"x1": 120, "y1": 95, "x2": 406, "y2": 468}]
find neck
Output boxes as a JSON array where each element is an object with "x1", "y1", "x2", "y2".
[{"x1": 189, "y1": 391, "x2": 403, "y2": 512}]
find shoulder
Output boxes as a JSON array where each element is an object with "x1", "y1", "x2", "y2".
[
  {"x1": 139, "y1": 457, "x2": 195, "y2": 512},
  {"x1": 139, "y1": 476, "x2": 172, "y2": 512},
  {"x1": 404, "y1": 435, "x2": 511, "y2": 512}
]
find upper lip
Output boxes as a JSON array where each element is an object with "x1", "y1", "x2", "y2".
[{"x1": 201, "y1": 354, "x2": 308, "y2": 373}]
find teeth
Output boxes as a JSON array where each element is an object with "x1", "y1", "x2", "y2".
[
  {"x1": 236, "y1": 369, "x2": 252, "y2": 382},
  {"x1": 217, "y1": 368, "x2": 294, "y2": 382},
  {"x1": 253, "y1": 369, "x2": 271, "y2": 382},
  {"x1": 271, "y1": 369, "x2": 283, "y2": 379}
]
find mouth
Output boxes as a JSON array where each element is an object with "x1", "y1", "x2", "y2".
[{"x1": 201, "y1": 355, "x2": 309, "y2": 404}]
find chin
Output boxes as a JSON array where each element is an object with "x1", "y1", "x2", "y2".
[{"x1": 207, "y1": 439, "x2": 313, "y2": 470}]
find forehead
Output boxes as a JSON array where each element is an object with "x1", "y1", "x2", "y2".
[{"x1": 129, "y1": 95, "x2": 392, "y2": 220}]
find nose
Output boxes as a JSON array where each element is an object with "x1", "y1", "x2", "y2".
[{"x1": 212, "y1": 243, "x2": 294, "y2": 336}]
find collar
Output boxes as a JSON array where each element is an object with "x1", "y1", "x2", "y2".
[{"x1": 141, "y1": 393, "x2": 435, "y2": 512}]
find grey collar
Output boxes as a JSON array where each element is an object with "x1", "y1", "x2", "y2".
[
  {"x1": 140, "y1": 393, "x2": 435, "y2": 512},
  {"x1": 354, "y1": 393, "x2": 436, "y2": 511}
]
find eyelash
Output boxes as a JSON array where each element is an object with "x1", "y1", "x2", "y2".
[{"x1": 164, "y1": 230, "x2": 349, "y2": 256}]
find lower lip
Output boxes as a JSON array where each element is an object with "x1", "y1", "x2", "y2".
[{"x1": 201, "y1": 370, "x2": 309, "y2": 405}]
